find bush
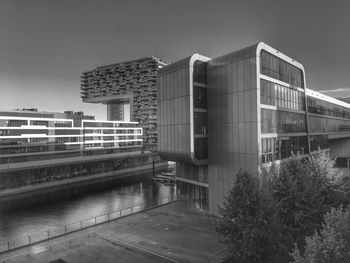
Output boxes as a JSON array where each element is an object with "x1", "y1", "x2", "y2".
[
  {"x1": 215, "y1": 170, "x2": 285, "y2": 263},
  {"x1": 291, "y1": 205, "x2": 350, "y2": 263}
]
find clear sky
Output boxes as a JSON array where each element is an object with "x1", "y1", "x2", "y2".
[{"x1": 0, "y1": 0, "x2": 349, "y2": 120}]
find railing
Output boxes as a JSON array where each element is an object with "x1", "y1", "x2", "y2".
[{"x1": 0, "y1": 195, "x2": 176, "y2": 254}]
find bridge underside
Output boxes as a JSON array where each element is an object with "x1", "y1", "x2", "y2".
[{"x1": 83, "y1": 94, "x2": 134, "y2": 121}]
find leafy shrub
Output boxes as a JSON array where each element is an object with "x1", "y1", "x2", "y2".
[{"x1": 291, "y1": 205, "x2": 350, "y2": 263}]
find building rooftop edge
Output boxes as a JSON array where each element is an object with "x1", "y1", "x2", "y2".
[{"x1": 82, "y1": 56, "x2": 169, "y2": 74}]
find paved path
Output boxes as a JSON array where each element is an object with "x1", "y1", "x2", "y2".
[{"x1": 0, "y1": 202, "x2": 225, "y2": 263}]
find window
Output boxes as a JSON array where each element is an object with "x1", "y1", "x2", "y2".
[
  {"x1": 310, "y1": 135, "x2": 329, "y2": 152},
  {"x1": 260, "y1": 79, "x2": 305, "y2": 111},
  {"x1": 260, "y1": 50, "x2": 304, "y2": 88},
  {"x1": 261, "y1": 136, "x2": 308, "y2": 163},
  {"x1": 194, "y1": 138, "x2": 207, "y2": 160},
  {"x1": 193, "y1": 61, "x2": 207, "y2": 84},
  {"x1": 193, "y1": 86, "x2": 207, "y2": 109},
  {"x1": 261, "y1": 109, "x2": 306, "y2": 134},
  {"x1": 194, "y1": 112, "x2": 207, "y2": 134}
]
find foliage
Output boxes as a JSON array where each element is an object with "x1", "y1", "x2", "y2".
[
  {"x1": 291, "y1": 205, "x2": 350, "y2": 263},
  {"x1": 215, "y1": 170, "x2": 285, "y2": 263},
  {"x1": 271, "y1": 150, "x2": 348, "y2": 246},
  {"x1": 215, "y1": 150, "x2": 350, "y2": 262}
]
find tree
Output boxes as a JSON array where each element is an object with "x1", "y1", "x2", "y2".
[
  {"x1": 291, "y1": 205, "x2": 350, "y2": 263},
  {"x1": 271, "y1": 150, "x2": 348, "y2": 247},
  {"x1": 215, "y1": 170, "x2": 285, "y2": 263}
]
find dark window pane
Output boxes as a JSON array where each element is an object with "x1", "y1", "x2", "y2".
[
  {"x1": 194, "y1": 137, "x2": 207, "y2": 160},
  {"x1": 260, "y1": 50, "x2": 304, "y2": 88},
  {"x1": 193, "y1": 86, "x2": 207, "y2": 109},
  {"x1": 194, "y1": 112, "x2": 207, "y2": 134},
  {"x1": 193, "y1": 61, "x2": 207, "y2": 84}
]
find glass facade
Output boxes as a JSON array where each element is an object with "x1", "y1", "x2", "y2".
[
  {"x1": 308, "y1": 115, "x2": 350, "y2": 133},
  {"x1": 308, "y1": 97, "x2": 350, "y2": 119},
  {"x1": 261, "y1": 109, "x2": 306, "y2": 134},
  {"x1": 260, "y1": 50, "x2": 304, "y2": 88},
  {"x1": 260, "y1": 79, "x2": 305, "y2": 111},
  {"x1": 261, "y1": 136, "x2": 308, "y2": 163}
]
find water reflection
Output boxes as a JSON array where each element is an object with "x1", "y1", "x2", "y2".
[{"x1": 0, "y1": 172, "x2": 175, "y2": 241}]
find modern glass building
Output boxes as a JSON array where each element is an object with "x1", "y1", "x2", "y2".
[{"x1": 158, "y1": 42, "x2": 350, "y2": 215}]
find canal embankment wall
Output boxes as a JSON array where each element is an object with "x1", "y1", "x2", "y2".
[{"x1": 0, "y1": 153, "x2": 168, "y2": 204}]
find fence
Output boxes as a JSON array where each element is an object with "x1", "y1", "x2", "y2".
[{"x1": 0, "y1": 195, "x2": 176, "y2": 254}]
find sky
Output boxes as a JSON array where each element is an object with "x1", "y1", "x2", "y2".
[{"x1": 0, "y1": 0, "x2": 349, "y2": 120}]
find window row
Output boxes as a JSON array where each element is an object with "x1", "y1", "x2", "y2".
[
  {"x1": 0, "y1": 137, "x2": 81, "y2": 146},
  {"x1": 0, "y1": 130, "x2": 82, "y2": 136},
  {"x1": 308, "y1": 115, "x2": 350, "y2": 133},
  {"x1": 260, "y1": 79, "x2": 305, "y2": 111},
  {"x1": 84, "y1": 136, "x2": 140, "y2": 141},
  {"x1": 260, "y1": 50, "x2": 304, "y2": 88},
  {"x1": 261, "y1": 109, "x2": 306, "y2": 134},
  {"x1": 261, "y1": 136, "x2": 308, "y2": 163},
  {"x1": 0, "y1": 144, "x2": 81, "y2": 155},
  {"x1": 307, "y1": 97, "x2": 350, "y2": 120},
  {"x1": 0, "y1": 120, "x2": 27, "y2": 127}
]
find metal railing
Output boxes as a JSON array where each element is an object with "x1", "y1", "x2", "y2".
[{"x1": 0, "y1": 195, "x2": 176, "y2": 254}]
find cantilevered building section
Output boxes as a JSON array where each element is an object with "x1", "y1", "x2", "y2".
[
  {"x1": 158, "y1": 42, "x2": 350, "y2": 215},
  {"x1": 80, "y1": 56, "x2": 168, "y2": 147}
]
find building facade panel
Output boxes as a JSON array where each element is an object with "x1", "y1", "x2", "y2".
[
  {"x1": 207, "y1": 44, "x2": 260, "y2": 214},
  {"x1": 158, "y1": 55, "x2": 210, "y2": 166}
]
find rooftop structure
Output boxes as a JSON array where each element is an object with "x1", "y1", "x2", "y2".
[
  {"x1": 158, "y1": 42, "x2": 350, "y2": 215},
  {"x1": 80, "y1": 56, "x2": 168, "y2": 147}
]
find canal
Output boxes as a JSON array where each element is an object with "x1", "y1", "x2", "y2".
[{"x1": 0, "y1": 172, "x2": 176, "y2": 241}]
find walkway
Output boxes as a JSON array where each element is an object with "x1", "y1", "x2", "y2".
[{"x1": 0, "y1": 202, "x2": 226, "y2": 263}]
